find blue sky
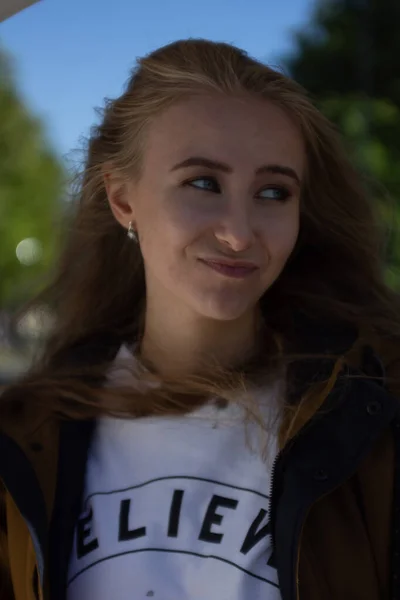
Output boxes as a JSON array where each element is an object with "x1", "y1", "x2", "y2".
[{"x1": 1, "y1": 0, "x2": 316, "y2": 161}]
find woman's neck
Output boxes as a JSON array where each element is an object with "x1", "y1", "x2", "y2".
[{"x1": 139, "y1": 302, "x2": 261, "y2": 378}]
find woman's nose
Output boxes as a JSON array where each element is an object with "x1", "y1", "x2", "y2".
[{"x1": 213, "y1": 207, "x2": 256, "y2": 252}]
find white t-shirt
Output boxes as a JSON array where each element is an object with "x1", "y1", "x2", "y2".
[{"x1": 67, "y1": 347, "x2": 282, "y2": 600}]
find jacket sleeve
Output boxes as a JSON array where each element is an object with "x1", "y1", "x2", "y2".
[{"x1": 0, "y1": 482, "x2": 15, "y2": 600}]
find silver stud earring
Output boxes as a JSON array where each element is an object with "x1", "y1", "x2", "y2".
[{"x1": 127, "y1": 221, "x2": 138, "y2": 242}]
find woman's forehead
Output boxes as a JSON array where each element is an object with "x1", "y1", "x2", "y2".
[{"x1": 142, "y1": 94, "x2": 305, "y2": 175}]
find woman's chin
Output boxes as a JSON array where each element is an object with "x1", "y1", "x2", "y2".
[{"x1": 193, "y1": 295, "x2": 258, "y2": 322}]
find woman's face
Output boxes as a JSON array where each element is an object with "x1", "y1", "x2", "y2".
[{"x1": 108, "y1": 94, "x2": 304, "y2": 322}]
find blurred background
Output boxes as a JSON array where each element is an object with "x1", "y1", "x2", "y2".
[{"x1": 1, "y1": 0, "x2": 399, "y2": 382}]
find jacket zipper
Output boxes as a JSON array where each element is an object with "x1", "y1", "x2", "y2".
[
  {"x1": 268, "y1": 450, "x2": 285, "y2": 587},
  {"x1": 269, "y1": 448, "x2": 303, "y2": 600},
  {"x1": 268, "y1": 450, "x2": 281, "y2": 557}
]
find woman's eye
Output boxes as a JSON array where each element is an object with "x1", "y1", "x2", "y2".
[
  {"x1": 185, "y1": 177, "x2": 220, "y2": 192},
  {"x1": 258, "y1": 186, "x2": 291, "y2": 202}
]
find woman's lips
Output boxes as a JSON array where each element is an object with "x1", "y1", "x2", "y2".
[{"x1": 199, "y1": 259, "x2": 258, "y2": 279}]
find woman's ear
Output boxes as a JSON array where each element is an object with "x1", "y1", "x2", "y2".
[{"x1": 102, "y1": 166, "x2": 136, "y2": 228}]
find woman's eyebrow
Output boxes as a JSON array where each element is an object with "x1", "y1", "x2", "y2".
[{"x1": 171, "y1": 156, "x2": 301, "y2": 186}]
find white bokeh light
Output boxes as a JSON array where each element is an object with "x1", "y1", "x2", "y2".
[{"x1": 15, "y1": 238, "x2": 43, "y2": 266}]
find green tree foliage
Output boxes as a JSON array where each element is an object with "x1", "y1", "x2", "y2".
[
  {"x1": 285, "y1": 0, "x2": 400, "y2": 286},
  {"x1": 0, "y1": 49, "x2": 64, "y2": 309},
  {"x1": 286, "y1": 0, "x2": 400, "y2": 105}
]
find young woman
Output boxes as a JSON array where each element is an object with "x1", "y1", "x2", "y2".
[{"x1": 1, "y1": 38, "x2": 400, "y2": 600}]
